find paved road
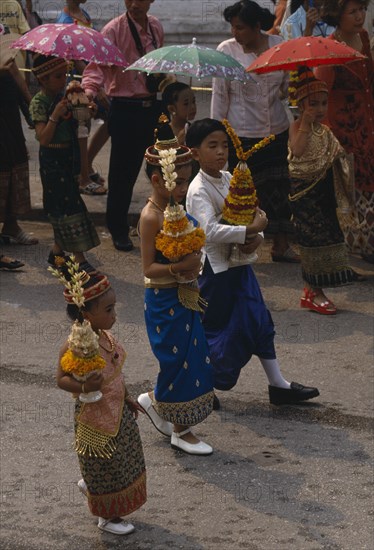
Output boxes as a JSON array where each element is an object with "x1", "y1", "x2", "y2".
[
  {"x1": 1, "y1": 219, "x2": 373, "y2": 550},
  {"x1": 1, "y1": 53, "x2": 374, "y2": 550}
]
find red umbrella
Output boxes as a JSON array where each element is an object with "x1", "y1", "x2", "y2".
[
  {"x1": 10, "y1": 23, "x2": 128, "y2": 67},
  {"x1": 246, "y1": 36, "x2": 366, "y2": 74}
]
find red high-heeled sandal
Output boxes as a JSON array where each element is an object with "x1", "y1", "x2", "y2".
[
  {"x1": 300, "y1": 289, "x2": 337, "y2": 315},
  {"x1": 300, "y1": 288, "x2": 311, "y2": 308}
]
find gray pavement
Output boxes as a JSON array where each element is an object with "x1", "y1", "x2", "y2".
[{"x1": 1, "y1": 96, "x2": 374, "y2": 549}]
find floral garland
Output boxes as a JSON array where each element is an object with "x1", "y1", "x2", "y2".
[
  {"x1": 154, "y1": 149, "x2": 205, "y2": 261},
  {"x1": 222, "y1": 119, "x2": 275, "y2": 162},
  {"x1": 221, "y1": 120, "x2": 274, "y2": 226},
  {"x1": 159, "y1": 148, "x2": 178, "y2": 192}
]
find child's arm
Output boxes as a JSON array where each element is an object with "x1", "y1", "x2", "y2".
[
  {"x1": 245, "y1": 208, "x2": 268, "y2": 239},
  {"x1": 289, "y1": 106, "x2": 315, "y2": 158},
  {"x1": 34, "y1": 98, "x2": 69, "y2": 146},
  {"x1": 187, "y1": 186, "x2": 267, "y2": 244},
  {"x1": 139, "y1": 208, "x2": 201, "y2": 278},
  {"x1": 56, "y1": 341, "x2": 103, "y2": 394}
]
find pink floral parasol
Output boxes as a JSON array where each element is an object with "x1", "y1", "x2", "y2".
[{"x1": 10, "y1": 23, "x2": 128, "y2": 67}]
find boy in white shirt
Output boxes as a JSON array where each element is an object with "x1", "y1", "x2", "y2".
[{"x1": 186, "y1": 118, "x2": 319, "y2": 406}]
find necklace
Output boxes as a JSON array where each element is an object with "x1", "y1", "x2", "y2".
[
  {"x1": 312, "y1": 123, "x2": 325, "y2": 137},
  {"x1": 99, "y1": 330, "x2": 119, "y2": 363},
  {"x1": 147, "y1": 197, "x2": 165, "y2": 212}
]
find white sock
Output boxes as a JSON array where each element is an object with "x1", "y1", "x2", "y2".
[{"x1": 260, "y1": 358, "x2": 291, "y2": 389}]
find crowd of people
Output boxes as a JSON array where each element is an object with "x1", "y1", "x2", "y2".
[{"x1": 0, "y1": 0, "x2": 373, "y2": 537}]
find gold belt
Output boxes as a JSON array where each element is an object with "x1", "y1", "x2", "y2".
[
  {"x1": 46, "y1": 143, "x2": 70, "y2": 149},
  {"x1": 145, "y1": 282, "x2": 179, "y2": 289}
]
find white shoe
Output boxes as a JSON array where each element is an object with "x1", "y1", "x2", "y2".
[
  {"x1": 137, "y1": 392, "x2": 173, "y2": 437},
  {"x1": 77, "y1": 479, "x2": 88, "y2": 497},
  {"x1": 97, "y1": 517, "x2": 135, "y2": 535},
  {"x1": 171, "y1": 428, "x2": 213, "y2": 455}
]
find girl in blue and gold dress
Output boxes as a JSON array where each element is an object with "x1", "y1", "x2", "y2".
[{"x1": 137, "y1": 120, "x2": 214, "y2": 456}]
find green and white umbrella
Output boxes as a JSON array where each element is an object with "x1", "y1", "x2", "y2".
[{"x1": 126, "y1": 37, "x2": 253, "y2": 82}]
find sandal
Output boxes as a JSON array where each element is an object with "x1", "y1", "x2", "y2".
[
  {"x1": 351, "y1": 269, "x2": 367, "y2": 282},
  {"x1": 1, "y1": 230, "x2": 38, "y2": 245},
  {"x1": 0, "y1": 255, "x2": 25, "y2": 270},
  {"x1": 271, "y1": 246, "x2": 300, "y2": 263},
  {"x1": 79, "y1": 181, "x2": 107, "y2": 195},
  {"x1": 300, "y1": 289, "x2": 337, "y2": 315},
  {"x1": 89, "y1": 172, "x2": 105, "y2": 185}
]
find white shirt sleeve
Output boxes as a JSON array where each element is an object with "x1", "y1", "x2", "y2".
[{"x1": 187, "y1": 181, "x2": 246, "y2": 245}]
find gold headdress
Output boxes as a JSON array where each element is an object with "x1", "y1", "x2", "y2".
[{"x1": 145, "y1": 114, "x2": 193, "y2": 166}]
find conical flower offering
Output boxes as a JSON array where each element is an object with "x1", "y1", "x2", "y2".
[
  {"x1": 48, "y1": 256, "x2": 105, "y2": 401},
  {"x1": 151, "y1": 118, "x2": 205, "y2": 261},
  {"x1": 222, "y1": 119, "x2": 275, "y2": 225},
  {"x1": 61, "y1": 319, "x2": 106, "y2": 378},
  {"x1": 222, "y1": 160, "x2": 259, "y2": 225}
]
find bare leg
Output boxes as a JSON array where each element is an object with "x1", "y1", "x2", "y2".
[{"x1": 306, "y1": 284, "x2": 335, "y2": 308}]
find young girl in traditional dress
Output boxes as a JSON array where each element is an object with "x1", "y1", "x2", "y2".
[
  {"x1": 161, "y1": 80, "x2": 197, "y2": 145},
  {"x1": 137, "y1": 121, "x2": 214, "y2": 456},
  {"x1": 29, "y1": 54, "x2": 100, "y2": 269},
  {"x1": 288, "y1": 68, "x2": 354, "y2": 314},
  {"x1": 55, "y1": 266, "x2": 146, "y2": 535}
]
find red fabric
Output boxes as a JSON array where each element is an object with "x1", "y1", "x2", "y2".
[{"x1": 316, "y1": 31, "x2": 374, "y2": 193}]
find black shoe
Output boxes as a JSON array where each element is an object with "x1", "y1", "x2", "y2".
[
  {"x1": 212, "y1": 393, "x2": 220, "y2": 411},
  {"x1": 112, "y1": 236, "x2": 134, "y2": 252},
  {"x1": 0, "y1": 255, "x2": 25, "y2": 270},
  {"x1": 269, "y1": 382, "x2": 319, "y2": 405}
]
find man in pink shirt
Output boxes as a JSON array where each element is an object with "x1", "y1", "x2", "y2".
[{"x1": 82, "y1": 0, "x2": 164, "y2": 251}]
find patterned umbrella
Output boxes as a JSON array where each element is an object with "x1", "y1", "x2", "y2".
[
  {"x1": 126, "y1": 37, "x2": 253, "y2": 81},
  {"x1": 247, "y1": 36, "x2": 366, "y2": 74},
  {"x1": 10, "y1": 23, "x2": 128, "y2": 67}
]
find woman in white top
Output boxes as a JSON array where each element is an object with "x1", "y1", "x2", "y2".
[{"x1": 211, "y1": 0, "x2": 299, "y2": 262}]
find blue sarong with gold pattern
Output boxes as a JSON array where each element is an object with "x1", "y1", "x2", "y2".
[{"x1": 144, "y1": 278, "x2": 214, "y2": 426}]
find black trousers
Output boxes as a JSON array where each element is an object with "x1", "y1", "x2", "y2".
[{"x1": 106, "y1": 99, "x2": 162, "y2": 239}]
